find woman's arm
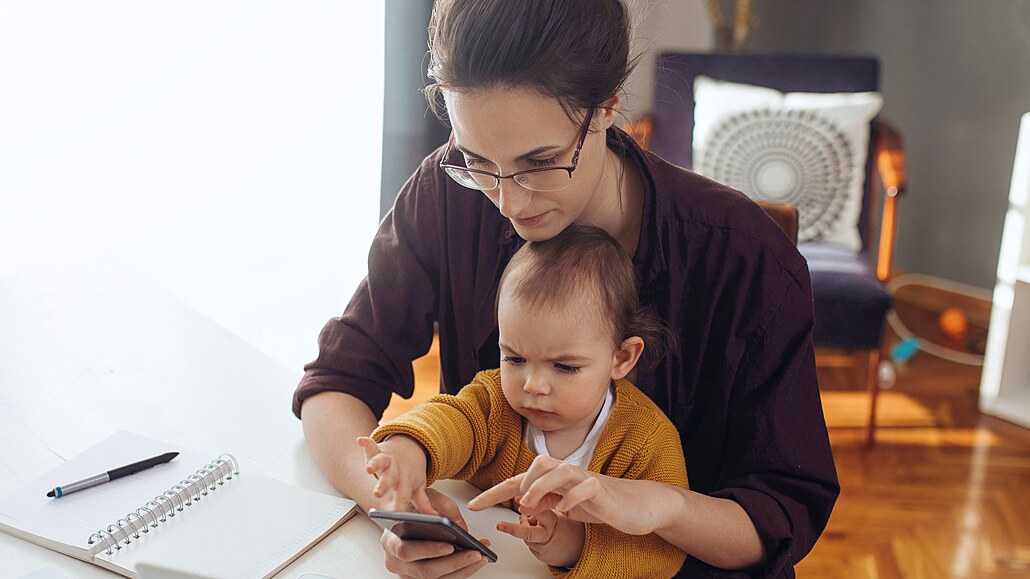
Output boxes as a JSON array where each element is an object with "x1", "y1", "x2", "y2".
[
  {"x1": 651, "y1": 482, "x2": 764, "y2": 569},
  {"x1": 471, "y1": 458, "x2": 764, "y2": 571},
  {"x1": 301, "y1": 390, "x2": 382, "y2": 510}
]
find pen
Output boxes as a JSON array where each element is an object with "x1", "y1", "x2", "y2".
[{"x1": 46, "y1": 451, "x2": 179, "y2": 498}]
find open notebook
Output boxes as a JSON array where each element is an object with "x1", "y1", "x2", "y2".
[{"x1": 0, "y1": 431, "x2": 357, "y2": 578}]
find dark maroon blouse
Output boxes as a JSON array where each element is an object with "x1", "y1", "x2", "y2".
[{"x1": 293, "y1": 128, "x2": 838, "y2": 578}]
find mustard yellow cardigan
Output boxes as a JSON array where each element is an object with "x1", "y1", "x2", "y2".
[{"x1": 372, "y1": 369, "x2": 688, "y2": 578}]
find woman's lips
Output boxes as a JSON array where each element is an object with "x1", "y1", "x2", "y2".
[{"x1": 512, "y1": 213, "x2": 545, "y2": 227}]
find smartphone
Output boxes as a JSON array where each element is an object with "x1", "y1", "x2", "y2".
[{"x1": 367, "y1": 508, "x2": 498, "y2": 563}]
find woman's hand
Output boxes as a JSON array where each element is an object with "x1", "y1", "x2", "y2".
[
  {"x1": 468, "y1": 455, "x2": 668, "y2": 537},
  {"x1": 377, "y1": 488, "x2": 491, "y2": 578},
  {"x1": 471, "y1": 456, "x2": 766, "y2": 570}
]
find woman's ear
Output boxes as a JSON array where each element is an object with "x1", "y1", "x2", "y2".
[
  {"x1": 596, "y1": 95, "x2": 622, "y2": 131},
  {"x1": 610, "y1": 336, "x2": 644, "y2": 381}
]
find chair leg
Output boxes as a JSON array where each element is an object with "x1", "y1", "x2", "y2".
[{"x1": 864, "y1": 349, "x2": 881, "y2": 448}]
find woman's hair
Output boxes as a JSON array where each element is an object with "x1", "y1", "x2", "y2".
[
  {"x1": 498, "y1": 225, "x2": 674, "y2": 371},
  {"x1": 425, "y1": 0, "x2": 638, "y2": 123}
]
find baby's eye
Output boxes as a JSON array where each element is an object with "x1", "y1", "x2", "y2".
[
  {"x1": 502, "y1": 355, "x2": 525, "y2": 365},
  {"x1": 554, "y1": 363, "x2": 581, "y2": 374}
]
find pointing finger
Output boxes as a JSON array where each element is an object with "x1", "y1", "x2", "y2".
[{"x1": 467, "y1": 474, "x2": 525, "y2": 510}]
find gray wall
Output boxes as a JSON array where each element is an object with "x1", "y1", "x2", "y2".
[
  {"x1": 381, "y1": 1, "x2": 449, "y2": 218},
  {"x1": 623, "y1": 1, "x2": 713, "y2": 120},
  {"x1": 743, "y1": 0, "x2": 1030, "y2": 289}
]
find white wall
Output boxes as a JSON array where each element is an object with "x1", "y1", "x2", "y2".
[{"x1": 0, "y1": 2, "x2": 384, "y2": 373}]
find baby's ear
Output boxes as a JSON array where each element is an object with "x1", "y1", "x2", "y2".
[{"x1": 611, "y1": 336, "x2": 644, "y2": 381}]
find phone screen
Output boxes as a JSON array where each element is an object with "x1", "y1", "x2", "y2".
[{"x1": 367, "y1": 509, "x2": 498, "y2": 562}]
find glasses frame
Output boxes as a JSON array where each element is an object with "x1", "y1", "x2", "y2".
[{"x1": 439, "y1": 108, "x2": 595, "y2": 192}]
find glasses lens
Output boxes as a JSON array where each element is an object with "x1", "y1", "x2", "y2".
[
  {"x1": 516, "y1": 169, "x2": 572, "y2": 192},
  {"x1": 444, "y1": 167, "x2": 497, "y2": 191}
]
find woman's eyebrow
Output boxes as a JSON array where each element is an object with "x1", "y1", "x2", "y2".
[{"x1": 455, "y1": 143, "x2": 562, "y2": 162}]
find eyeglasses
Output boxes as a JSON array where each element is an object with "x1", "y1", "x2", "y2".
[{"x1": 439, "y1": 109, "x2": 595, "y2": 193}]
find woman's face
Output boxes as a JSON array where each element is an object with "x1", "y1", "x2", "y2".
[{"x1": 445, "y1": 87, "x2": 614, "y2": 242}]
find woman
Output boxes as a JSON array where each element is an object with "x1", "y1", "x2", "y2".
[{"x1": 293, "y1": 1, "x2": 838, "y2": 577}]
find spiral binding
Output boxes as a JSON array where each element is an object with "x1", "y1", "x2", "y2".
[{"x1": 86, "y1": 454, "x2": 239, "y2": 556}]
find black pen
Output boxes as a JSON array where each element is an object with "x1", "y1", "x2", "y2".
[{"x1": 46, "y1": 452, "x2": 179, "y2": 498}]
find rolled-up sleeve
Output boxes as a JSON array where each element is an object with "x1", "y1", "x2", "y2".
[
  {"x1": 292, "y1": 156, "x2": 445, "y2": 419},
  {"x1": 704, "y1": 263, "x2": 838, "y2": 577}
]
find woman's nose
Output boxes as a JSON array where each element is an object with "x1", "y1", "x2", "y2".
[{"x1": 496, "y1": 180, "x2": 532, "y2": 219}]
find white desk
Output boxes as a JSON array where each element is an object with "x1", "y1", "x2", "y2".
[{"x1": 0, "y1": 264, "x2": 548, "y2": 578}]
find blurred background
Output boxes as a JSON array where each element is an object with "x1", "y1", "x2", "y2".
[{"x1": 0, "y1": 1, "x2": 384, "y2": 373}]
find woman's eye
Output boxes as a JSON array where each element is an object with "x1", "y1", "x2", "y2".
[
  {"x1": 555, "y1": 363, "x2": 581, "y2": 374},
  {"x1": 502, "y1": 355, "x2": 525, "y2": 365},
  {"x1": 529, "y1": 156, "x2": 558, "y2": 167}
]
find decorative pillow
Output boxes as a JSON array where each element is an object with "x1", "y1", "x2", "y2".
[{"x1": 692, "y1": 76, "x2": 883, "y2": 251}]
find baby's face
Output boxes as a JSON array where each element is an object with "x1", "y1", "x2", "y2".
[{"x1": 497, "y1": 293, "x2": 618, "y2": 438}]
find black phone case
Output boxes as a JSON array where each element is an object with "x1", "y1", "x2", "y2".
[{"x1": 367, "y1": 508, "x2": 498, "y2": 562}]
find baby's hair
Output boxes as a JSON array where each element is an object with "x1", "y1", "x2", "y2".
[{"x1": 497, "y1": 224, "x2": 674, "y2": 370}]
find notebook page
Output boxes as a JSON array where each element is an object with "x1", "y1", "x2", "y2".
[
  {"x1": 0, "y1": 431, "x2": 211, "y2": 559},
  {"x1": 93, "y1": 471, "x2": 357, "y2": 579}
]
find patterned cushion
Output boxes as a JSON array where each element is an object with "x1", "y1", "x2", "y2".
[{"x1": 693, "y1": 76, "x2": 883, "y2": 251}]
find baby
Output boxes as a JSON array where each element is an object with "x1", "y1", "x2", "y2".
[{"x1": 359, "y1": 224, "x2": 688, "y2": 578}]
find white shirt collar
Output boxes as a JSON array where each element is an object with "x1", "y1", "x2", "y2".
[{"x1": 524, "y1": 383, "x2": 616, "y2": 470}]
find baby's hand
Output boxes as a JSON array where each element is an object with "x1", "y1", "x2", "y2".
[
  {"x1": 357, "y1": 436, "x2": 399, "y2": 496},
  {"x1": 497, "y1": 508, "x2": 558, "y2": 548},
  {"x1": 356, "y1": 436, "x2": 434, "y2": 514},
  {"x1": 497, "y1": 507, "x2": 583, "y2": 567}
]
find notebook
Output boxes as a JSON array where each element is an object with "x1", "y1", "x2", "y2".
[{"x1": 0, "y1": 431, "x2": 358, "y2": 579}]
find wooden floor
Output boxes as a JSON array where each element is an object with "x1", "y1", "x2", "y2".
[{"x1": 383, "y1": 288, "x2": 1030, "y2": 578}]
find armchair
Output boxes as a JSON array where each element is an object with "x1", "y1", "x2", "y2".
[
  {"x1": 627, "y1": 53, "x2": 908, "y2": 446},
  {"x1": 754, "y1": 200, "x2": 799, "y2": 245}
]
